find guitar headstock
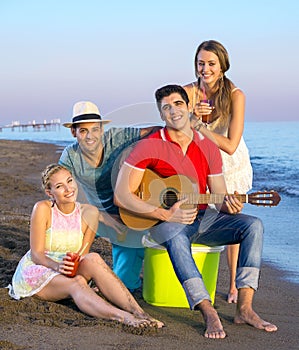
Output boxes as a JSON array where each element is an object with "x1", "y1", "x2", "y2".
[{"x1": 248, "y1": 191, "x2": 281, "y2": 207}]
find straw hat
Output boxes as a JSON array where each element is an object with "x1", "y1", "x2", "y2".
[{"x1": 63, "y1": 101, "x2": 111, "y2": 128}]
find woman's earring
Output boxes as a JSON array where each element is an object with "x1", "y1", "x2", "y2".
[{"x1": 50, "y1": 196, "x2": 56, "y2": 207}]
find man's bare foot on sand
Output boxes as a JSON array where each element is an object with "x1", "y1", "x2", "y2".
[
  {"x1": 196, "y1": 300, "x2": 226, "y2": 339},
  {"x1": 234, "y1": 308, "x2": 277, "y2": 332},
  {"x1": 227, "y1": 289, "x2": 238, "y2": 304}
]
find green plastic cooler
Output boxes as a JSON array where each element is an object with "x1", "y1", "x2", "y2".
[{"x1": 142, "y1": 235, "x2": 224, "y2": 308}]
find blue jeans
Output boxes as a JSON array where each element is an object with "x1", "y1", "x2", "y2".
[{"x1": 150, "y1": 208, "x2": 263, "y2": 310}]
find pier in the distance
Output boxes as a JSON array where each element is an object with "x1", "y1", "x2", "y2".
[{"x1": 0, "y1": 119, "x2": 61, "y2": 132}]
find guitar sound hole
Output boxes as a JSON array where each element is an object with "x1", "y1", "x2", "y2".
[{"x1": 161, "y1": 190, "x2": 178, "y2": 209}]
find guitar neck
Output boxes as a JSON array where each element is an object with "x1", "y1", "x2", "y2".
[{"x1": 178, "y1": 193, "x2": 248, "y2": 204}]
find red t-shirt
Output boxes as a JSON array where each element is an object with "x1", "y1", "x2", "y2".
[{"x1": 124, "y1": 128, "x2": 223, "y2": 209}]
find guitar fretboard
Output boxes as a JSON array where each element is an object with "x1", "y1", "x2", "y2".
[
  {"x1": 138, "y1": 192, "x2": 248, "y2": 204},
  {"x1": 178, "y1": 193, "x2": 248, "y2": 204}
]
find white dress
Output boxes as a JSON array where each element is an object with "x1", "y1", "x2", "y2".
[{"x1": 8, "y1": 202, "x2": 83, "y2": 299}]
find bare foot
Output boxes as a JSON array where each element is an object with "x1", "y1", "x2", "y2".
[
  {"x1": 234, "y1": 308, "x2": 277, "y2": 332},
  {"x1": 134, "y1": 312, "x2": 165, "y2": 328},
  {"x1": 122, "y1": 315, "x2": 151, "y2": 328},
  {"x1": 227, "y1": 290, "x2": 238, "y2": 304},
  {"x1": 197, "y1": 300, "x2": 226, "y2": 339}
]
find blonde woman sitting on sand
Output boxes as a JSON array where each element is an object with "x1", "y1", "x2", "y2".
[{"x1": 8, "y1": 164, "x2": 163, "y2": 329}]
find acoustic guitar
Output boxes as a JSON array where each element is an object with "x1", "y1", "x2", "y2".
[{"x1": 119, "y1": 169, "x2": 281, "y2": 230}]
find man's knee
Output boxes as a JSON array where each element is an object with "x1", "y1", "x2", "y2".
[
  {"x1": 247, "y1": 217, "x2": 264, "y2": 242},
  {"x1": 251, "y1": 217, "x2": 263, "y2": 232}
]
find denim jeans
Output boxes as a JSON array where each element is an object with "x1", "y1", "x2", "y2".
[{"x1": 149, "y1": 208, "x2": 264, "y2": 310}]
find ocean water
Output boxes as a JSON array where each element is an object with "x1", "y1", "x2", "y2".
[
  {"x1": 244, "y1": 122, "x2": 299, "y2": 284},
  {"x1": 1, "y1": 121, "x2": 298, "y2": 284}
]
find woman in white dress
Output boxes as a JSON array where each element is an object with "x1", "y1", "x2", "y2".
[
  {"x1": 8, "y1": 163, "x2": 163, "y2": 328},
  {"x1": 185, "y1": 40, "x2": 253, "y2": 303}
]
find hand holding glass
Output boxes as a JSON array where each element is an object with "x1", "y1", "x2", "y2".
[
  {"x1": 200, "y1": 99, "x2": 214, "y2": 124},
  {"x1": 64, "y1": 252, "x2": 80, "y2": 277},
  {"x1": 63, "y1": 242, "x2": 88, "y2": 277}
]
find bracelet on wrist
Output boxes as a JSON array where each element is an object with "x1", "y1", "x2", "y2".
[
  {"x1": 190, "y1": 114, "x2": 204, "y2": 129},
  {"x1": 195, "y1": 120, "x2": 205, "y2": 131}
]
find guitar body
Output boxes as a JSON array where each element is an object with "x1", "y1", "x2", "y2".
[{"x1": 119, "y1": 169, "x2": 197, "y2": 231}]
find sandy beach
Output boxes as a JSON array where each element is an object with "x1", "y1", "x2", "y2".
[{"x1": 0, "y1": 139, "x2": 298, "y2": 350}]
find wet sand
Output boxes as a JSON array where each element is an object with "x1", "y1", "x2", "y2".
[{"x1": 0, "y1": 139, "x2": 298, "y2": 350}]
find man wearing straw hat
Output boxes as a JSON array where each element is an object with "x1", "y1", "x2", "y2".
[{"x1": 59, "y1": 101, "x2": 161, "y2": 292}]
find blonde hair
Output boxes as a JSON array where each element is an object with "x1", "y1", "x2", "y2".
[{"x1": 41, "y1": 164, "x2": 71, "y2": 190}]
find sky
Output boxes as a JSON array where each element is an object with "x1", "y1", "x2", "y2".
[{"x1": 0, "y1": 0, "x2": 298, "y2": 127}]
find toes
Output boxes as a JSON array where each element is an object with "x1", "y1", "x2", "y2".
[
  {"x1": 263, "y1": 323, "x2": 278, "y2": 332},
  {"x1": 134, "y1": 313, "x2": 165, "y2": 328},
  {"x1": 204, "y1": 330, "x2": 226, "y2": 339},
  {"x1": 147, "y1": 318, "x2": 165, "y2": 328},
  {"x1": 154, "y1": 320, "x2": 165, "y2": 328},
  {"x1": 124, "y1": 317, "x2": 151, "y2": 328},
  {"x1": 138, "y1": 319, "x2": 151, "y2": 328}
]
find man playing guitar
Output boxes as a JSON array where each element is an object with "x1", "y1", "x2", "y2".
[{"x1": 114, "y1": 84, "x2": 278, "y2": 339}]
